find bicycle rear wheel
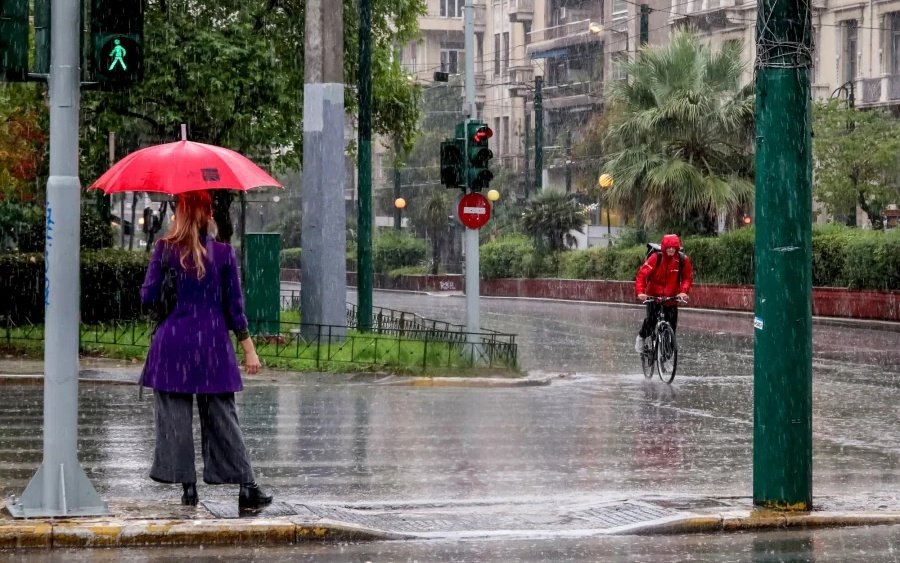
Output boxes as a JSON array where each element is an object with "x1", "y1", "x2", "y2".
[
  {"x1": 640, "y1": 340, "x2": 656, "y2": 379},
  {"x1": 656, "y1": 323, "x2": 678, "y2": 383}
]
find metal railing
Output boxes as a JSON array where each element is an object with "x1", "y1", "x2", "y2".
[
  {"x1": 1, "y1": 318, "x2": 518, "y2": 371},
  {"x1": 890, "y1": 75, "x2": 900, "y2": 100},
  {"x1": 862, "y1": 78, "x2": 881, "y2": 104}
]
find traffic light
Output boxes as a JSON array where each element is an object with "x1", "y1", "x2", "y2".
[
  {"x1": 440, "y1": 139, "x2": 464, "y2": 189},
  {"x1": 466, "y1": 122, "x2": 493, "y2": 192},
  {"x1": 91, "y1": 0, "x2": 144, "y2": 88},
  {"x1": 0, "y1": 0, "x2": 29, "y2": 81}
]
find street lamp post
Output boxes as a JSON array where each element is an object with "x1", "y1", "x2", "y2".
[{"x1": 598, "y1": 173, "x2": 613, "y2": 246}]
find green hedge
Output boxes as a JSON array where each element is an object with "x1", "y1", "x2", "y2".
[
  {"x1": 280, "y1": 247, "x2": 302, "y2": 269},
  {"x1": 480, "y1": 235, "x2": 537, "y2": 279},
  {"x1": 1, "y1": 250, "x2": 149, "y2": 325},
  {"x1": 373, "y1": 230, "x2": 426, "y2": 274},
  {"x1": 491, "y1": 227, "x2": 900, "y2": 291}
]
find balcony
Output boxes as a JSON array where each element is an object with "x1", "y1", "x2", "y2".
[
  {"x1": 526, "y1": 20, "x2": 603, "y2": 60},
  {"x1": 509, "y1": 0, "x2": 534, "y2": 22},
  {"x1": 854, "y1": 75, "x2": 900, "y2": 107},
  {"x1": 669, "y1": 0, "x2": 746, "y2": 29},
  {"x1": 509, "y1": 66, "x2": 534, "y2": 97},
  {"x1": 537, "y1": 79, "x2": 603, "y2": 110}
]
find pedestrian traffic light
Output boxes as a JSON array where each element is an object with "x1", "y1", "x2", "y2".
[
  {"x1": 91, "y1": 0, "x2": 144, "y2": 88},
  {"x1": 0, "y1": 0, "x2": 29, "y2": 81},
  {"x1": 466, "y1": 122, "x2": 493, "y2": 192},
  {"x1": 440, "y1": 139, "x2": 464, "y2": 189}
]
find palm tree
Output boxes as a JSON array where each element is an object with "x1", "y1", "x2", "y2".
[
  {"x1": 421, "y1": 189, "x2": 451, "y2": 274},
  {"x1": 603, "y1": 29, "x2": 754, "y2": 235},
  {"x1": 521, "y1": 190, "x2": 587, "y2": 252}
]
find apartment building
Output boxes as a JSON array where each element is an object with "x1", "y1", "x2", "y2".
[
  {"x1": 672, "y1": 0, "x2": 900, "y2": 226},
  {"x1": 392, "y1": 0, "x2": 670, "y2": 198}
]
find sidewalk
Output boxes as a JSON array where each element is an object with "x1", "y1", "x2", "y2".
[{"x1": 2, "y1": 495, "x2": 899, "y2": 548}]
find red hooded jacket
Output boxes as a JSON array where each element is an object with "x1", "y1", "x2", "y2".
[{"x1": 635, "y1": 234, "x2": 694, "y2": 304}]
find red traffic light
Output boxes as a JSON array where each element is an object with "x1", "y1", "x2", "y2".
[
  {"x1": 472, "y1": 126, "x2": 493, "y2": 144},
  {"x1": 742, "y1": 215, "x2": 752, "y2": 225}
]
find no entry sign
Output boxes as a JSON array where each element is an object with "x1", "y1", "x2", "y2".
[{"x1": 457, "y1": 192, "x2": 492, "y2": 229}]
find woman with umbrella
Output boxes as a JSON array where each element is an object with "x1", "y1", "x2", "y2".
[
  {"x1": 139, "y1": 190, "x2": 272, "y2": 509},
  {"x1": 92, "y1": 129, "x2": 282, "y2": 510}
]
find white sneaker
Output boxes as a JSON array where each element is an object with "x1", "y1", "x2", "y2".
[{"x1": 635, "y1": 335, "x2": 644, "y2": 354}]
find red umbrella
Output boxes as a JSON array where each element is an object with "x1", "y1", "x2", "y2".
[{"x1": 89, "y1": 126, "x2": 283, "y2": 195}]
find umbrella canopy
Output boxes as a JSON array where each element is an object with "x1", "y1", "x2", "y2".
[{"x1": 89, "y1": 133, "x2": 283, "y2": 195}]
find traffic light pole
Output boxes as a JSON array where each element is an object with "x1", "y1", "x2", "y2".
[
  {"x1": 463, "y1": 0, "x2": 480, "y2": 342},
  {"x1": 8, "y1": 0, "x2": 108, "y2": 518}
]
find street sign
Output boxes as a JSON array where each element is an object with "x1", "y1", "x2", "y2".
[{"x1": 457, "y1": 192, "x2": 491, "y2": 229}]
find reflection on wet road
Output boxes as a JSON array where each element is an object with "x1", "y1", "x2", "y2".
[{"x1": 0, "y1": 292, "x2": 897, "y2": 513}]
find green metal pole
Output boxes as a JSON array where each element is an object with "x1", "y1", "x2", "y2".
[
  {"x1": 534, "y1": 75, "x2": 543, "y2": 193},
  {"x1": 639, "y1": 4, "x2": 650, "y2": 47},
  {"x1": 393, "y1": 140, "x2": 402, "y2": 230},
  {"x1": 357, "y1": 0, "x2": 373, "y2": 332},
  {"x1": 753, "y1": 0, "x2": 813, "y2": 510}
]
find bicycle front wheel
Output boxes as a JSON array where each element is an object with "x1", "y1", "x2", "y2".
[
  {"x1": 656, "y1": 323, "x2": 678, "y2": 383},
  {"x1": 641, "y1": 347, "x2": 655, "y2": 379}
]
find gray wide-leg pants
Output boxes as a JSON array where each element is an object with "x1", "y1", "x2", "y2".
[{"x1": 150, "y1": 391, "x2": 255, "y2": 485}]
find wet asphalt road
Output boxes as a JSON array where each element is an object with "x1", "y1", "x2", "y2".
[
  {"x1": 1, "y1": 291, "x2": 899, "y2": 559},
  {"x1": 2, "y1": 291, "x2": 898, "y2": 507}
]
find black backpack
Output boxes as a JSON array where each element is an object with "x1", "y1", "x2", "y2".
[{"x1": 646, "y1": 243, "x2": 686, "y2": 285}]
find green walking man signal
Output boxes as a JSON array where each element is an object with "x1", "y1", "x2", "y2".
[
  {"x1": 440, "y1": 120, "x2": 494, "y2": 193},
  {"x1": 91, "y1": 0, "x2": 144, "y2": 88}
]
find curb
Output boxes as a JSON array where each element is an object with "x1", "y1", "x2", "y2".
[
  {"x1": 0, "y1": 519, "x2": 405, "y2": 549},
  {"x1": 2, "y1": 510, "x2": 899, "y2": 548},
  {"x1": 628, "y1": 511, "x2": 900, "y2": 535}
]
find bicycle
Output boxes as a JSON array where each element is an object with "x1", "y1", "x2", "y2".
[{"x1": 639, "y1": 296, "x2": 686, "y2": 384}]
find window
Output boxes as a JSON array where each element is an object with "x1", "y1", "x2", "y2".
[
  {"x1": 612, "y1": 0, "x2": 628, "y2": 19},
  {"x1": 892, "y1": 13, "x2": 900, "y2": 76},
  {"x1": 841, "y1": 20, "x2": 858, "y2": 83},
  {"x1": 502, "y1": 32, "x2": 510, "y2": 73},
  {"x1": 494, "y1": 34, "x2": 501, "y2": 75},
  {"x1": 440, "y1": 0, "x2": 462, "y2": 18},
  {"x1": 502, "y1": 116, "x2": 510, "y2": 156},
  {"x1": 440, "y1": 45, "x2": 464, "y2": 74}
]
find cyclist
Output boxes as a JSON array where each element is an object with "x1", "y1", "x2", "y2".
[{"x1": 634, "y1": 234, "x2": 694, "y2": 353}]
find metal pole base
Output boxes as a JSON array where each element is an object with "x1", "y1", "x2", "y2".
[{"x1": 7, "y1": 461, "x2": 109, "y2": 518}]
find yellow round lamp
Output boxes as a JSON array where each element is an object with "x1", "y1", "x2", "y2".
[
  {"x1": 394, "y1": 197, "x2": 407, "y2": 209},
  {"x1": 598, "y1": 173, "x2": 613, "y2": 189},
  {"x1": 486, "y1": 189, "x2": 500, "y2": 202}
]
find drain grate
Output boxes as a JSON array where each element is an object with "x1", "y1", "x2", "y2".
[{"x1": 201, "y1": 500, "x2": 304, "y2": 519}]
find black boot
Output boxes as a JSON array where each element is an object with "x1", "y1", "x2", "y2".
[
  {"x1": 238, "y1": 481, "x2": 273, "y2": 510},
  {"x1": 181, "y1": 483, "x2": 198, "y2": 506}
]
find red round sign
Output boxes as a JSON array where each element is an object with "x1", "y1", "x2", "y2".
[{"x1": 457, "y1": 192, "x2": 492, "y2": 229}]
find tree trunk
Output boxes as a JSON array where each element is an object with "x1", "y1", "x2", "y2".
[{"x1": 858, "y1": 190, "x2": 884, "y2": 230}]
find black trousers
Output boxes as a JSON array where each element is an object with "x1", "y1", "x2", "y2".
[
  {"x1": 639, "y1": 302, "x2": 679, "y2": 338},
  {"x1": 150, "y1": 391, "x2": 255, "y2": 485}
]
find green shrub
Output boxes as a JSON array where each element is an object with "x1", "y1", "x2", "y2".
[
  {"x1": 14, "y1": 206, "x2": 114, "y2": 252},
  {"x1": 280, "y1": 247, "x2": 302, "y2": 269},
  {"x1": 0, "y1": 249, "x2": 149, "y2": 325},
  {"x1": 843, "y1": 231, "x2": 900, "y2": 290},
  {"x1": 480, "y1": 235, "x2": 534, "y2": 278},
  {"x1": 560, "y1": 246, "x2": 617, "y2": 279},
  {"x1": 613, "y1": 246, "x2": 648, "y2": 281},
  {"x1": 387, "y1": 265, "x2": 429, "y2": 277},
  {"x1": 372, "y1": 230, "x2": 426, "y2": 274}
]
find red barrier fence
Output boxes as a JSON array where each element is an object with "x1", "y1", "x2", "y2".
[{"x1": 281, "y1": 270, "x2": 900, "y2": 322}]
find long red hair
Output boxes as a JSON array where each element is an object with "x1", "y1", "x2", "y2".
[{"x1": 163, "y1": 191, "x2": 216, "y2": 279}]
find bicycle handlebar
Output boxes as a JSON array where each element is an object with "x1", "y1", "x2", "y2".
[{"x1": 642, "y1": 296, "x2": 688, "y2": 305}]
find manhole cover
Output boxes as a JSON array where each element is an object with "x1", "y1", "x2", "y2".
[{"x1": 202, "y1": 500, "x2": 302, "y2": 519}]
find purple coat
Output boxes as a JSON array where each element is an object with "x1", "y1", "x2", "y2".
[{"x1": 140, "y1": 237, "x2": 248, "y2": 394}]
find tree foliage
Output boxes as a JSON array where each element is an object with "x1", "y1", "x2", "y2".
[
  {"x1": 812, "y1": 100, "x2": 900, "y2": 229},
  {"x1": 81, "y1": 0, "x2": 426, "y2": 182},
  {"x1": 0, "y1": 84, "x2": 47, "y2": 204},
  {"x1": 520, "y1": 190, "x2": 587, "y2": 252},
  {"x1": 603, "y1": 29, "x2": 754, "y2": 235}
]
